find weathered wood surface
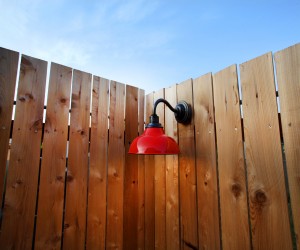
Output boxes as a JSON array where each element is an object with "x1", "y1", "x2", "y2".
[
  {"x1": 35, "y1": 63, "x2": 72, "y2": 250},
  {"x1": 240, "y1": 53, "x2": 292, "y2": 249},
  {"x1": 0, "y1": 55, "x2": 47, "y2": 249},
  {"x1": 86, "y1": 76, "x2": 109, "y2": 249},
  {"x1": 274, "y1": 43, "x2": 300, "y2": 249},
  {"x1": 177, "y1": 79, "x2": 198, "y2": 250},
  {"x1": 63, "y1": 70, "x2": 91, "y2": 250},
  {"x1": 165, "y1": 84, "x2": 180, "y2": 250},
  {"x1": 0, "y1": 48, "x2": 19, "y2": 207},
  {"x1": 193, "y1": 73, "x2": 220, "y2": 250},
  {"x1": 213, "y1": 65, "x2": 250, "y2": 250},
  {"x1": 124, "y1": 85, "x2": 139, "y2": 249},
  {"x1": 154, "y1": 89, "x2": 166, "y2": 250},
  {"x1": 106, "y1": 81, "x2": 125, "y2": 249},
  {"x1": 144, "y1": 92, "x2": 155, "y2": 250},
  {"x1": 0, "y1": 43, "x2": 298, "y2": 250},
  {"x1": 138, "y1": 89, "x2": 145, "y2": 250}
]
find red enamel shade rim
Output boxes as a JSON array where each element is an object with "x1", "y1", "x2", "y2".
[{"x1": 128, "y1": 127, "x2": 180, "y2": 155}]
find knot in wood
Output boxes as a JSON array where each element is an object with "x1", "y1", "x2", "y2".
[
  {"x1": 77, "y1": 129, "x2": 85, "y2": 136},
  {"x1": 31, "y1": 119, "x2": 43, "y2": 132},
  {"x1": 56, "y1": 176, "x2": 64, "y2": 183},
  {"x1": 18, "y1": 96, "x2": 26, "y2": 102},
  {"x1": 12, "y1": 179, "x2": 22, "y2": 189},
  {"x1": 25, "y1": 93, "x2": 34, "y2": 100},
  {"x1": 60, "y1": 98, "x2": 67, "y2": 104},
  {"x1": 22, "y1": 57, "x2": 33, "y2": 68},
  {"x1": 231, "y1": 183, "x2": 242, "y2": 198},
  {"x1": 255, "y1": 190, "x2": 267, "y2": 205},
  {"x1": 66, "y1": 175, "x2": 74, "y2": 182}
]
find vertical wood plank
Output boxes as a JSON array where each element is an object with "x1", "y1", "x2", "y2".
[
  {"x1": 0, "y1": 55, "x2": 47, "y2": 249},
  {"x1": 0, "y1": 48, "x2": 19, "y2": 207},
  {"x1": 63, "y1": 69, "x2": 91, "y2": 250},
  {"x1": 106, "y1": 81, "x2": 125, "y2": 249},
  {"x1": 86, "y1": 76, "x2": 109, "y2": 249},
  {"x1": 177, "y1": 79, "x2": 198, "y2": 250},
  {"x1": 213, "y1": 65, "x2": 250, "y2": 250},
  {"x1": 138, "y1": 89, "x2": 145, "y2": 250},
  {"x1": 165, "y1": 84, "x2": 180, "y2": 250},
  {"x1": 124, "y1": 85, "x2": 139, "y2": 249},
  {"x1": 274, "y1": 43, "x2": 300, "y2": 249},
  {"x1": 144, "y1": 92, "x2": 155, "y2": 250},
  {"x1": 154, "y1": 89, "x2": 166, "y2": 250},
  {"x1": 35, "y1": 63, "x2": 72, "y2": 249},
  {"x1": 193, "y1": 73, "x2": 221, "y2": 250},
  {"x1": 240, "y1": 53, "x2": 293, "y2": 249}
]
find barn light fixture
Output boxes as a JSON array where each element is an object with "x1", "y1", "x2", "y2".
[{"x1": 128, "y1": 98, "x2": 192, "y2": 155}]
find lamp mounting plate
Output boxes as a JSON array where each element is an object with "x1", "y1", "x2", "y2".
[{"x1": 175, "y1": 101, "x2": 192, "y2": 124}]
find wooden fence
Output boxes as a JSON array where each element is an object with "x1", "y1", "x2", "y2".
[{"x1": 0, "y1": 43, "x2": 299, "y2": 250}]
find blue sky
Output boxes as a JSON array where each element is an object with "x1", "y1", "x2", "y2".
[{"x1": 1, "y1": 0, "x2": 299, "y2": 94}]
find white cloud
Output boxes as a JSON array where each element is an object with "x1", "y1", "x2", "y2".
[{"x1": 33, "y1": 40, "x2": 91, "y2": 68}]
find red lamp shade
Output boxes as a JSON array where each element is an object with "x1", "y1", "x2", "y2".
[
  {"x1": 128, "y1": 127, "x2": 179, "y2": 155},
  {"x1": 128, "y1": 98, "x2": 192, "y2": 155}
]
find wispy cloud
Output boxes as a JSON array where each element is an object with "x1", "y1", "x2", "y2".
[
  {"x1": 0, "y1": 0, "x2": 176, "y2": 93},
  {"x1": 2, "y1": 0, "x2": 295, "y2": 95},
  {"x1": 112, "y1": 0, "x2": 160, "y2": 22},
  {"x1": 33, "y1": 40, "x2": 91, "y2": 68}
]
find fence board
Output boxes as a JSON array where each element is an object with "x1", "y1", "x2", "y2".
[
  {"x1": 0, "y1": 43, "x2": 299, "y2": 250},
  {"x1": 138, "y1": 89, "x2": 145, "y2": 250},
  {"x1": 177, "y1": 79, "x2": 198, "y2": 250},
  {"x1": 124, "y1": 85, "x2": 139, "y2": 249},
  {"x1": 165, "y1": 84, "x2": 180, "y2": 250},
  {"x1": 240, "y1": 53, "x2": 292, "y2": 249},
  {"x1": 106, "y1": 81, "x2": 125, "y2": 249},
  {"x1": 86, "y1": 76, "x2": 109, "y2": 249},
  {"x1": 0, "y1": 48, "x2": 19, "y2": 207},
  {"x1": 35, "y1": 63, "x2": 72, "y2": 249},
  {"x1": 145, "y1": 92, "x2": 155, "y2": 250},
  {"x1": 274, "y1": 43, "x2": 300, "y2": 249},
  {"x1": 193, "y1": 73, "x2": 220, "y2": 250},
  {"x1": 154, "y1": 89, "x2": 166, "y2": 250},
  {"x1": 0, "y1": 55, "x2": 47, "y2": 249},
  {"x1": 213, "y1": 65, "x2": 250, "y2": 250},
  {"x1": 63, "y1": 70, "x2": 92, "y2": 249}
]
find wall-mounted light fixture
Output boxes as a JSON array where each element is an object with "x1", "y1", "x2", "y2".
[{"x1": 128, "y1": 98, "x2": 192, "y2": 155}]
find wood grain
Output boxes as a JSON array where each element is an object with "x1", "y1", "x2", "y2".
[
  {"x1": 144, "y1": 92, "x2": 155, "y2": 250},
  {"x1": 124, "y1": 85, "x2": 139, "y2": 249},
  {"x1": 106, "y1": 81, "x2": 125, "y2": 249},
  {"x1": 0, "y1": 48, "x2": 19, "y2": 207},
  {"x1": 193, "y1": 73, "x2": 220, "y2": 250},
  {"x1": 138, "y1": 89, "x2": 145, "y2": 250},
  {"x1": 63, "y1": 69, "x2": 92, "y2": 250},
  {"x1": 177, "y1": 79, "x2": 198, "y2": 250},
  {"x1": 165, "y1": 84, "x2": 180, "y2": 250},
  {"x1": 0, "y1": 55, "x2": 47, "y2": 249},
  {"x1": 154, "y1": 89, "x2": 166, "y2": 250},
  {"x1": 240, "y1": 53, "x2": 292, "y2": 249},
  {"x1": 86, "y1": 76, "x2": 109, "y2": 249},
  {"x1": 274, "y1": 43, "x2": 300, "y2": 249},
  {"x1": 213, "y1": 65, "x2": 250, "y2": 250},
  {"x1": 35, "y1": 63, "x2": 72, "y2": 249}
]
